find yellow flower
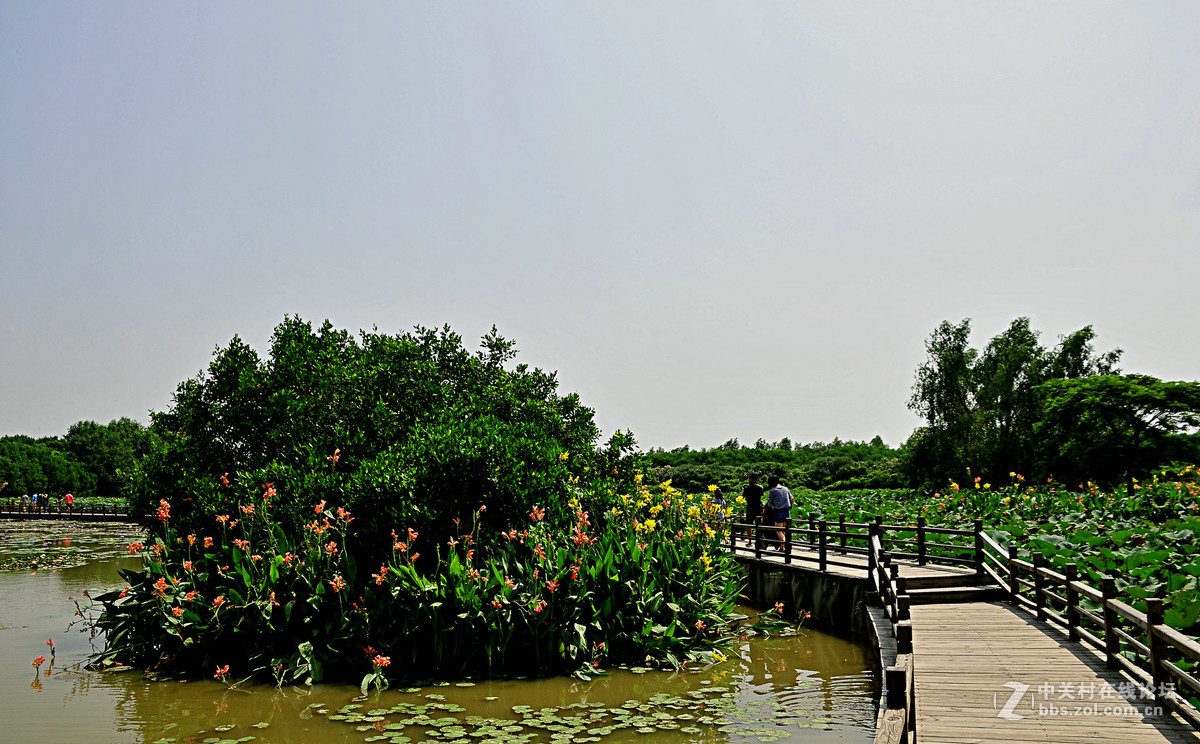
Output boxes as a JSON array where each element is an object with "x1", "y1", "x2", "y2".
[
  {"x1": 649, "y1": 504, "x2": 663, "y2": 516},
  {"x1": 643, "y1": 519, "x2": 656, "y2": 532},
  {"x1": 559, "y1": 452, "x2": 569, "y2": 461},
  {"x1": 708, "y1": 484, "x2": 718, "y2": 493}
]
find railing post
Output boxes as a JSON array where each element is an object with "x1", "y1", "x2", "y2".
[
  {"x1": 917, "y1": 516, "x2": 927, "y2": 566},
  {"x1": 818, "y1": 520, "x2": 827, "y2": 571},
  {"x1": 889, "y1": 564, "x2": 900, "y2": 621},
  {"x1": 1033, "y1": 552, "x2": 1047, "y2": 621},
  {"x1": 1007, "y1": 545, "x2": 1020, "y2": 602},
  {"x1": 1146, "y1": 598, "x2": 1167, "y2": 708},
  {"x1": 895, "y1": 620, "x2": 913, "y2": 654},
  {"x1": 885, "y1": 665, "x2": 907, "y2": 709},
  {"x1": 1065, "y1": 563, "x2": 1079, "y2": 642},
  {"x1": 838, "y1": 513, "x2": 847, "y2": 553},
  {"x1": 973, "y1": 518, "x2": 984, "y2": 575},
  {"x1": 783, "y1": 519, "x2": 792, "y2": 564},
  {"x1": 1102, "y1": 576, "x2": 1120, "y2": 670},
  {"x1": 754, "y1": 517, "x2": 763, "y2": 560},
  {"x1": 875, "y1": 515, "x2": 885, "y2": 553},
  {"x1": 868, "y1": 522, "x2": 878, "y2": 569},
  {"x1": 808, "y1": 512, "x2": 817, "y2": 545},
  {"x1": 897, "y1": 593, "x2": 911, "y2": 622}
]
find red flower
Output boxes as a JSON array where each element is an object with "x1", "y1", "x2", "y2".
[
  {"x1": 546, "y1": 580, "x2": 558, "y2": 593},
  {"x1": 372, "y1": 655, "x2": 390, "y2": 668},
  {"x1": 212, "y1": 595, "x2": 224, "y2": 608},
  {"x1": 214, "y1": 665, "x2": 230, "y2": 681},
  {"x1": 156, "y1": 499, "x2": 171, "y2": 522},
  {"x1": 171, "y1": 607, "x2": 184, "y2": 617}
]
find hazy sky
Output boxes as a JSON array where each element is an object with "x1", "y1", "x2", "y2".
[{"x1": 3, "y1": 2, "x2": 1199, "y2": 450}]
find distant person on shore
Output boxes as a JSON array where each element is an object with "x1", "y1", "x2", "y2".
[
  {"x1": 65, "y1": 492, "x2": 74, "y2": 513},
  {"x1": 31, "y1": 492, "x2": 39, "y2": 513},
  {"x1": 741, "y1": 474, "x2": 764, "y2": 541},
  {"x1": 21, "y1": 493, "x2": 30, "y2": 512},
  {"x1": 765, "y1": 476, "x2": 794, "y2": 548}
]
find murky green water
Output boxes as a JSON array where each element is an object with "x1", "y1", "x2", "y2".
[{"x1": 0, "y1": 521, "x2": 877, "y2": 744}]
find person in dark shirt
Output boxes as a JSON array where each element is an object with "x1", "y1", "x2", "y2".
[{"x1": 741, "y1": 473, "x2": 764, "y2": 542}]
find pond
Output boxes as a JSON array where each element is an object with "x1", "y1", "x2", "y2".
[{"x1": 0, "y1": 521, "x2": 878, "y2": 744}]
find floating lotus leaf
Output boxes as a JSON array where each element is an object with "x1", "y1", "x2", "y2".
[{"x1": 455, "y1": 682, "x2": 475, "y2": 687}]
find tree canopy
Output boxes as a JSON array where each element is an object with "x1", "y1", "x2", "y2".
[{"x1": 127, "y1": 316, "x2": 637, "y2": 563}]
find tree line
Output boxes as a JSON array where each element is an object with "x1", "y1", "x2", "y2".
[
  {"x1": 644, "y1": 317, "x2": 1200, "y2": 495},
  {"x1": 0, "y1": 418, "x2": 153, "y2": 499}
]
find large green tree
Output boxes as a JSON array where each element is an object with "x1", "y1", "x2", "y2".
[
  {"x1": 127, "y1": 317, "x2": 636, "y2": 563},
  {"x1": 1038, "y1": 374, "x2": 1200, "y2": 494},
  {"x1": 62, "y1": 418, "x2": 153, "y2": 500},
  {"x1": 904, "y1": 318, "x2": 1121, "y2": 488}
]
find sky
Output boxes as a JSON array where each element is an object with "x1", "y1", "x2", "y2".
[{"x1": 2, "y1": 2, "x2": 1199, "y2": 451}]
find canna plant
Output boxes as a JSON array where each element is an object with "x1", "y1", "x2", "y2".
[{"x1": 85, "y1": 476, "x2": 743, "y2": 686}]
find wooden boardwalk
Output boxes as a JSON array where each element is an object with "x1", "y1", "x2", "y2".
[
  {"x1": 728, "y1": 525, "x2": 1200, "y2": 743},
  {"x1": 912, "y1": 602, "x2": 1199, "y2": 744}
]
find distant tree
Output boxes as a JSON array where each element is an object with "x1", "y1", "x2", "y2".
[
  {"x1": 0, "y1": 436, "x2": 94, "y2": 496},
  {"x1": 754, "y1": 438, "x2": 770, "y2": 450},
  {"x1": 717, "y1": 438, "x2": 741, "y2": 451},
  {"x1": 905, "y1": 318, "x2": 1122, "y2": 488},
  {"x1": 777, "y1": 437, "x2": 792, "y2": 451},
  {"x1": 1038, "y1": 374, "x2": 1200, "y2": 494},
  {"x1": 62, "y1": 418, "x2": 153, "y2": 501}
]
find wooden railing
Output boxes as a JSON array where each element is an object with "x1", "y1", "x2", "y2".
[
  {"x1": 976, "y1": 532, "x2": 1200, "y2": 729},
  {"x1": 725, "y1": 512, "x2": 1200, "y2": 739},
  {"x1": 0, "y1": 499, "x2": 132, "y2": 519}
]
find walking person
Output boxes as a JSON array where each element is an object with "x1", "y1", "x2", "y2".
[
  {"x1": 765, "y1": 476, "x2": 794, "y2": 550},
  {"x1": 65, "y1": 492, "x2": 74, "y2": 514},
  {"x1": 742, "y1": 473, "x2": 764, "y2": 544}
]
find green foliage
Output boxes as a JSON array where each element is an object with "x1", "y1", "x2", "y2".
[
  {"x1": 62, "y1": 418, "x2": 153, "y2": 500},
  {"x1": 126, "y1": 317, "x2": 636, "y2": 564},
  {"x1": 641, "y1": 437, "x2": 902, "y2": 493},
  {"x1": 1038, "y1": 375, "x2": 1200, "y2": 493},
  {"x1": 87, "y1": 480, "x2": 740, "y2": 683},
  {"x1": 905, "y1": 317, "x2": 1127, "y2": 488},
  {"x1": 0, "y1": 435, "x2": 94, "y2": 496}
]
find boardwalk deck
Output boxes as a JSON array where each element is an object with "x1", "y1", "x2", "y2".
[
  {"x1": 911, "y1": 602, "x2": 1200, "y2": 744},
  {"x1": 730, "y1": 532, "x2": 1200, "y2": 743}
]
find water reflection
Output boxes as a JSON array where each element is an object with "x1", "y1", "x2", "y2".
[{"x1": 0, "y1": 522, "x2": 877, "y2": 744}]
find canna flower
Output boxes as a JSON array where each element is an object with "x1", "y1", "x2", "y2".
[
  {"x1": 372, "y1": 655, "x2": 390, "y2": 668},
  {"x1": 127, "y1": 541, "x2": 144, "y2": 554},
  {"x1": 327, "y1": 449, "x2": 340, "y2": 464},
  {"x1": 546, "y1": 579, "x2": 558, "y2": 593},
  {"x1": 329, "y1": 575, "x2": 346, "y2": 592},
  {"x1": 185, "y1": 590, "x2": 198, "y2": 602},
  {"x1": 220, "y1": 473, "x2": 230, "y2": 487},
  {"x1": 171, "y1": 607, "x2": 184, "y2": 617},
  {"x1": 240, "y1": 504, "x2": 255, "y2": 515},
  {"x1": 492, "y1": 599, "x2": 503, "y2": 609},
  {"x1": 212, "y1": 595, "x2": 224, "y2": 608},
  {"x1": 325, "y1": 541, "x2": 339, "y2": 555},
  {"x1": 187, "y1": 534, "x2": 196, "y2": 546},
  {"x1": 214, "y1": 665, "x2": 230, "y2": 681},
  {"x1": 314, "y1": 500, "x2": 326, "y2": 514},
  {"x1": 33, "y1": 655, "x2": 46, "y2": 669},
  {"x1": 695, "y1": 620, "x2": 706, "y2": 631},
  {"x1": 529, "y1": 505, "x2": 545, "y2": 522},
  {"x1": 263, "y1": 483, "x2": 276, "y2": 500},
  {"x1": 203, "y1": 536, "x2": 213, "y2": 548},
  {"x1": 233, "y1": 539, "x2": 250, "y2": 550},
  {"x1": 156, "y1": 499, "x2": 171, "y2": 522}
]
